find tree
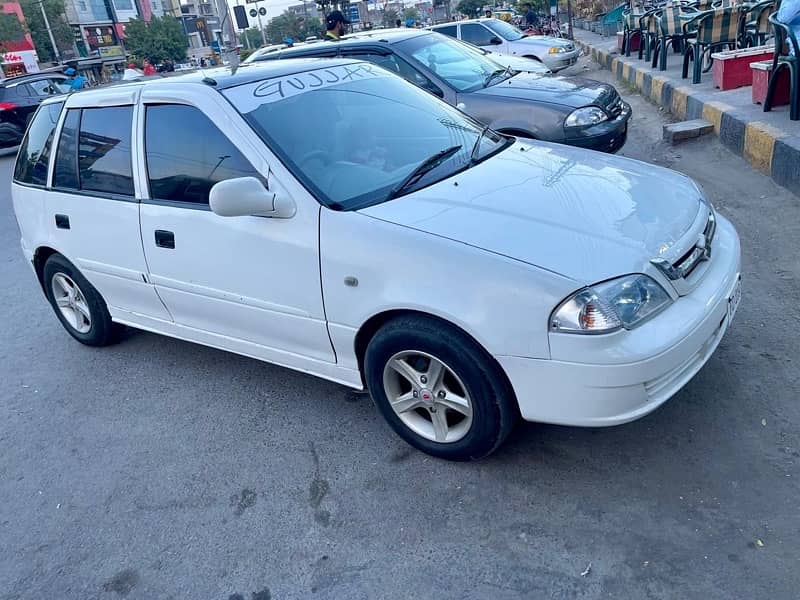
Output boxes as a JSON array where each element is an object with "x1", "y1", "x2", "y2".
[
  {"x1": 20, "y1": 0, "x2": 75, "y2": 63},
  {"x1": 0, "y1": 13, "x2": 25, "y2": 55},
  {"x1": 239, "y1": 27, "x2": 264, "y2": 49},
  {"x1": 403, "y1": 7, "x2": 419, "y2": 22},
  {"x1": 456, "y1": 0, "x2": 484, "y2": 18},
  {"x1": 381, "y1": 8, "x2": 399, "y2": 27},
  {"x1": 266, "y1": 12, "x2": 323, "y2": 43},
  {"x1": 125, "y1": 16, "x2": 188, "y2": 64}
]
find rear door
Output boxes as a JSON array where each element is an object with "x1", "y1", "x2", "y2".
[{"x1": 45, "y1": 88, "x2": 171, "y2": 320}]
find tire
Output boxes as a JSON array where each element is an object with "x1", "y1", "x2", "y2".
[
  {"x1": 364, "y1": 315, "x2": 518, "y2": 461},
  {"x1": 42, "y1": 253, "x2": 122, "y2": 346}
]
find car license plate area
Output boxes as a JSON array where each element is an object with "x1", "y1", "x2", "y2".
[{"x1": 727, "y1": 274, "x2": 742, "y2": 322}]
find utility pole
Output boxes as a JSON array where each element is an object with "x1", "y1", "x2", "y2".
[
  {"x1": 34, "y1": 0, "x2": 62, "y2": 63},
  {"x1": 567, "y1": 0, "x2": 573, "y2": 39}
]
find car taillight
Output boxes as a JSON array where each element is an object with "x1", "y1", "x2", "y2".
[{"x1": 0, "y1": 102, "x2": 17, "y2": 111}]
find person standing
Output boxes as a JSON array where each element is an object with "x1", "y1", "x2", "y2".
[
  {"x1": 143, "y1": 60, "x2": 156, "y2": 76},
  {"x1": 325, "y1": 10, "x2": 351, "y2": 41},
  {"x1": 523, "y1": 3, "x2": 539, "y2": 31},
  {"x1": 64, "y1": 67, "x2": 87, "y2": 91}
]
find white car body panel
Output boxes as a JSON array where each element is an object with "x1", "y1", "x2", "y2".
[{"x1": 11, "y1": 70, "x2": 742, "y2": 428}]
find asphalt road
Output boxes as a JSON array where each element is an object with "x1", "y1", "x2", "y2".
[{"x1": 1, "y1": 62, "x2": 799, "y2": 600}]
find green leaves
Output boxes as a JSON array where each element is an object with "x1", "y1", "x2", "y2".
[
  {"x1": 20, "y1": 0, "x2": 74, "y2": 63},
  {"x1": 124, "y1": 16, "x2": 188, "y2": 64}
]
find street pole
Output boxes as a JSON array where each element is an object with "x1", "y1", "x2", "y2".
[
  {"x1": 35, "y1": 0, "x2": 62, "y2": 63},
  {"x1": 256, "y1": 5, "x2": 265, "y2": 45},
  {"x1": 567, "y1": 0, "x2": 573, "y2": 40}
]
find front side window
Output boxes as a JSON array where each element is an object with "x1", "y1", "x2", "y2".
[
  {"x1": 397, "y1": 33, "x2": 509, "y2": 92},
  {"x1": 223, "y1": 63, "x2": 507, "y2": 211},
  {"x1": 484, "y1": 19, "x2": 525, "y2": 41},
  {"x1": 345, "y1": 52, "x2": 440, "y2": 94},
  {"x1": 145, "y1": 104, "x2": 260, "y2": 205},
  {"x1": 13, "y1": 102, "x2": 64, "y2": 186},
  {"x1": 28, "y1": 79, "x2": 58, "y2": 96},
  {"x1": 78, "y1": 106, "x2": 134, "y2": 196},
  {"x1": 460, "y1": 23, "x2": 496, "y2": 46}
]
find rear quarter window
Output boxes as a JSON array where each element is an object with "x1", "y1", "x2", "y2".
[{"x1": 13, "y1": 101, "x2": 64, "y2": 186}]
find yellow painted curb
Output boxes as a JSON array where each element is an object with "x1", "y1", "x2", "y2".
[
  {"x1": 635, "y1": 69, "x2": 645, "y2": 91},
  {"x1": 744, "y1": 121, "x2": 788, "y2": 174},
  {"x1": 670, "y1": 87, "x2": 692, "y2": 120},
  {"x1": 611, "y1": 57, "x2": 619, "y2": 74},
  {"x1": 650, "y1": 76, "x2": 668, "y2": 103},
  {"x1": 622, "y1": 62, "x2": 631, "y2": 82},
  {"x1": 701, "y1": 101, "x2": 734, "y2": 133}
]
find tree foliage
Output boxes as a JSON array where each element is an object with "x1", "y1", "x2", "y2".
[
  {"x1": 20, "y1": 0, "x2": 74, "y2": 63},
  {"x1": 239, "y1": 27, "x2": 264, "y2": 49},
  {"x1": 403, "y1": 7, "x2": 419, "y2": 22},
  {"x1": 125, "y1": 16, "x2": 188, "y2": 64},
  {"x1": 381, "y1": 8, "x2": 399, "y2": 27},
  {"x1": 456, "y1": 0, "x2": 485, "y2": 18},
  {"x1": 0, "y1": 13, "x2": 25, "y2": 55},
  {"x1": 266, "y1": 12, "x2": 323, "y2": 44}
]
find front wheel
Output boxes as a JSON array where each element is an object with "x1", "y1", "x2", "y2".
[{"x1": 364, "y1": 316, "x2": 517, "y2": 461}]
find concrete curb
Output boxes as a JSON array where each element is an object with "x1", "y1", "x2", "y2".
[{"x1": 578, "y1": 40, "x2": 800, "y2": 195}]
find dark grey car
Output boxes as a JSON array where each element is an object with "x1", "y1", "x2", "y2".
[{"x1": 253, "y1": 29, "x2": 631, "y2": 153}]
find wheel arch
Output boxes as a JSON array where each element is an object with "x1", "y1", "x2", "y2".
[
  {"x1": 33, "y1": 245, "x2": 60, "y2": 293},
  {"x1": 353, "y1": 309, "x2": 517, "y2": 406}
]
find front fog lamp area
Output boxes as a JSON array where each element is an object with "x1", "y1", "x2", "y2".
[{"x1": 550, "y1": 275, "x2": 672, "y2": 334}]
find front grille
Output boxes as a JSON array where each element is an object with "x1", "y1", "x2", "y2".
[
  {"x1": 607, "y1": 95, "x2": 624, "y2": 118},
  {"x1": 651, "y1": 210, "x2": 716, "y2": 282}
]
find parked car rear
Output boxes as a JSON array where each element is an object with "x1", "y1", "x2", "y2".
[{"x1": 0, "y1": 73, "x2": 69, "y2": 148}]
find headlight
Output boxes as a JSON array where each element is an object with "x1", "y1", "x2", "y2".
[
  {"x1": 548, "y1": 46, "x2": 568, "y2": 54},
  {"x1": 564, "y1": 106, "x2": 608, "y2": 127},
  {"x1": 550, "y1": 275, "x2": 672, "y2": 334}
]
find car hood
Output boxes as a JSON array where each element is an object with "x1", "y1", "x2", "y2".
[
  {"x1": 359, "y1": 141, "x2": 704, "y2": 284},
  {"x1": 476, "y1": 71, "x2": 617, "y2": 107}
]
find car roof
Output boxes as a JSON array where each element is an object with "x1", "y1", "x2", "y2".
[
  {"x1": 256, "y1": 29, "x2": 433, "y2": 59},
  {"x1": 0, "y1": 72, "x2": 67, "y2": 88},
  {"x1": 51, "y1": 58, "x2": 360, "y2": 101},
  {"x1": 430, "y1": 18, "x2": 496, "y2": 27}
]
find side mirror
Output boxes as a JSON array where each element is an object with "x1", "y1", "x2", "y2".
[
  {"x1": 209, "y1": 176, "x2": 296, "y2": 218},
  {"x1": 490, "y1": 36, "x2": 503, "y2": 45}
]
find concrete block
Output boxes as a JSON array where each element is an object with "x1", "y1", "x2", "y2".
[{"x1": 663, "y1": 119, "x2": 715, "y2": 143}]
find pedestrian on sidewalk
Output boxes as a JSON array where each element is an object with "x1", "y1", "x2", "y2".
[{"x1": 325, "y1": 10, "x2": 351, "y2": 41}]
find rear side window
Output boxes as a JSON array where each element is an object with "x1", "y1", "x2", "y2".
[
  {"x1": 460, "y1": 23, "x2": 495, "y2": 46},
  {"x1": 433, "y1": 25, "x2": 458, "y2": 38},
  {"x1": 79, "y1": 107, "x2": 134, "y2": 196},
  {"x1": 13, "y1": 101, "x2": 64, "y2": 186},
  {"x1": 53, "y1": 109, "x2": 80, "y2": 189},
  {"x1": 144, "y1": 104, "x2": 260, "y2": 205}
]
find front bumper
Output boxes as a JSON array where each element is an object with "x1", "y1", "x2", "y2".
[
  {"x1": 542, "y1": 49, "x2": 580, "y2": 72},
  {"x1": 563, "y1": 100, "x2": 632, "y2": 153},
  {"x1": 497, "y1": 214, "x2": 741, "y2": 427}
]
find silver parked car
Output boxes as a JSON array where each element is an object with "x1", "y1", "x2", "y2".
[{"x1": 429, "y1": 18, "x2": 580, "y2": 72}]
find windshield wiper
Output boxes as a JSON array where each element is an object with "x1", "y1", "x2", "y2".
[
  {"x1": 387, "y1": 145, "x2": 462, "y2": 200},
  {"x1": 484, "y1": 68, "x2": 508, "y2": 88},
  {"x1": 470, "y1": 126, "x2": 491, "y2": 164}
]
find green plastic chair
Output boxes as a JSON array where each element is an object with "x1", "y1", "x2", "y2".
[
  {"x1": 764, "y1": 11, "x2": 800, "y2": 120},
  {"x1": 681, "y1": 7, "x2": 741, "y2": 83}
]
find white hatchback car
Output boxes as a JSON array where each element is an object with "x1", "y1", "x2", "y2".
[
  {"x1": 12, "y1": 59, "x2": 741, "y2": 460},
  {"x1": 429, "y1": 18, "x2": 579, "y2": 72}
]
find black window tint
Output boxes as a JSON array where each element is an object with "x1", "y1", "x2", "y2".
[
  {"x1": 53, "y1": 109, "x2": 80, "y2": 189},
  {"x1": 78, "y1": 106, "x2": 134, "y2": 196},
  {"x1": 460, "y1": 23, "x2": 495, "y2": 46},
  {"x1": 13, "y1": 102, "x2": 64, "y2": 186},
  {"x1": 347, "y1": 52, "x2": 440, "y2": 94},
  {"x1": 145, "y1": 104, "x2": 260, "y2": 204},
  {"x1": 434, "y1": 25, "x2": 458, "y2": 38}
]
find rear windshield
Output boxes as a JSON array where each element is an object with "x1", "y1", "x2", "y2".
[{"x1": 13, "y1": 102, "x2": 64, "y2": 186}]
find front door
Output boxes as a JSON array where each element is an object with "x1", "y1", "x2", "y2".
[{"x1": 136, "y1": 91, "x2": 334, "y2": 363}]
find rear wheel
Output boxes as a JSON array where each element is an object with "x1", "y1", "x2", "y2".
[
  {"x1": 364, "y1": 316, "x2": 517, "y2": 461},
  {"x1": 43, "y1": 253, "x2": 122, "y2": 346}
]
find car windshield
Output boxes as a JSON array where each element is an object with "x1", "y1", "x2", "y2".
[
  {"x1": 223, "y1": 63, "x2": 507, "y2": 210},
  {"x1": 484, "y1": 19, "x2": 525, "y2": 41},
  {"x1": 396, "y1": 33, "x2": 510, "y2": 92}
]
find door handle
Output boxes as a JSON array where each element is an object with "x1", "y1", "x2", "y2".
[
  {"x1": 55, "y1": 214, "x2": 70, "y2": 229},
  {"x1": 154, "y1": 230, "x2": 175, "y2": 249}
]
